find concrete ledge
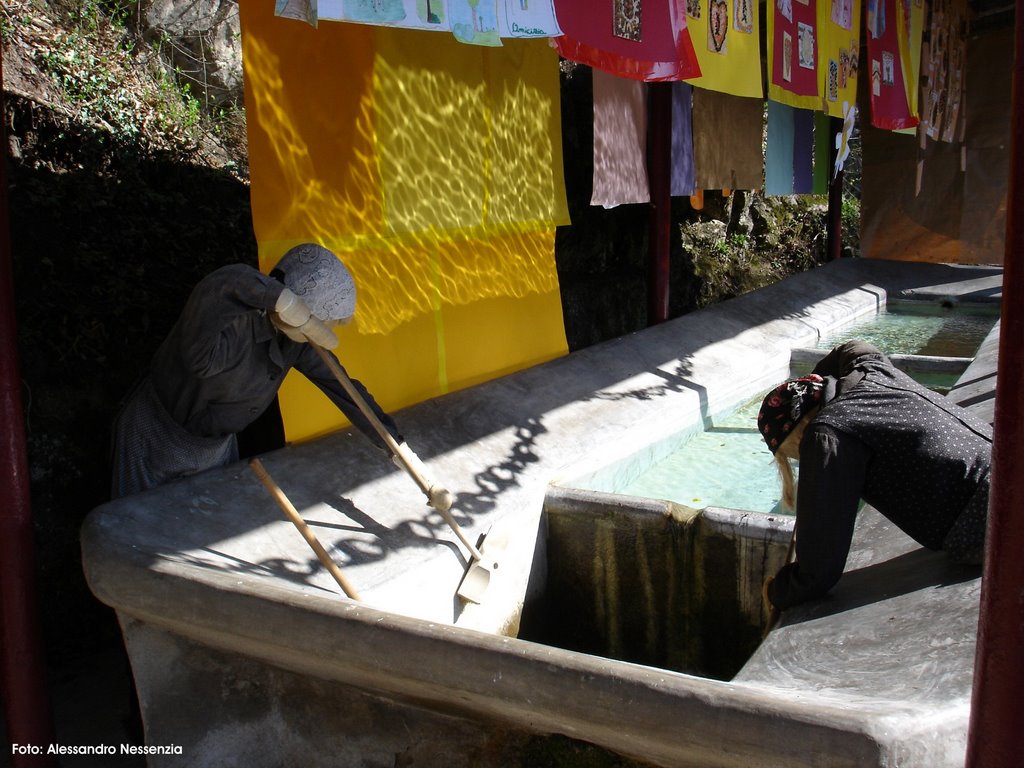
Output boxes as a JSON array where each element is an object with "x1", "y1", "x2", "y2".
[
  {"x1": 734, "y1": 319, "x2": 1001, "y2": 767},
  {"x1": 81, "y1": 259, "x2": 1002, "y2": 767},
  {"x1": 791, "y1": 346, "x2": 973, "y2": 376}
]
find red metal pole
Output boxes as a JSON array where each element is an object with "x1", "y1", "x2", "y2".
[
  {"x1": 0, "y1": 51, "x2": 58, "y2": 765},
  {"x1": 965, "y1": 0, "x2": 1024, "y2": 763},
  {"x1": 647, "y1": 81, "x2": 672, "y2": 325}
]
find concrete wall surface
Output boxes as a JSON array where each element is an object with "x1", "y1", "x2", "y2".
[{"x1": 81, "y1": 259, "x2": 1002, "y2": 767}]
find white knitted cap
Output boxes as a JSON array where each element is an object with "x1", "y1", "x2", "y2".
[{"x1": 274, "y1": 244, "x2": 356, "y2": 322}]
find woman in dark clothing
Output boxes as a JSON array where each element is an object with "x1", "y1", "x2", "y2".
[
  {"x1": 111, "y1": 243, "x2": 442, "y2": 500},
  {"x1": 759, "y1": 340, "x2": 992, "y2": 611}
]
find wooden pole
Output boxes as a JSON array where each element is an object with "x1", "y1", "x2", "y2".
[{"x1": 249, "y1": 459, "x2": 361, "y2": 601}]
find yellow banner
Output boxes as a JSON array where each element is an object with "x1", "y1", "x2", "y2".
[
  {"x1": 685, "y1": 0, "x2": 764, "y2": 98},
  {"x1": 816, "y1": 0, "x2": 862, "y2": 117},
  {"x1": 898, "y1": 0, "x2": 926, "y2": 120},
  {"x1": 240, "y1": 4, "x2": 569, "y2": 442}
]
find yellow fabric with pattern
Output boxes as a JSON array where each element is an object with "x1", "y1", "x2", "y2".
[
  {"x1": 898, "y1": 0, "x2": 926, "y2": 121},
  {"x1": 239, "y1": 4, "x2": 569, "y2": 442},
  {"x1": 685, "y1": 0, "x2": 764, "y2": 98},
  {"x1": 816, "y1": 0, "x2": 862, "y2": 117}
]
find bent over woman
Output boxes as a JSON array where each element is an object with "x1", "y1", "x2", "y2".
[{"x1": 759, "y1": 340, "x2": 992, "y2": 611}]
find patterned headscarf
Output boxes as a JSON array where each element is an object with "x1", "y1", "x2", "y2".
[{"x1": 757, "y1": 374, "x2": 825, "y2": 454}]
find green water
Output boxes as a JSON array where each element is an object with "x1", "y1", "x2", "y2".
[
  {"x1": 613, "y1": 303, "x2": 997, "y2": 515},
  {"x1": 817, "y1": 301, "x2": 998, "y2": 358},
  {"x1": 619, "y1": 394, "x2": 784, "y2": 514}
]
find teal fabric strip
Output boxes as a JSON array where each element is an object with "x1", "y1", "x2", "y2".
[{"x1": 765, "y1": 100, "x2": 795, "y2": 195}]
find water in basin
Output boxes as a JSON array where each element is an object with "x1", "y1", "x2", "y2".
[
  {"x1": 817, "y1": 300, "x2": 998, "y2": 358},
  {"x1": 606, "y1": 302, "x2": 996, "y2": 515},
  {"x1": 619, "y1": 395, "x2": 781, "y2": 514}
]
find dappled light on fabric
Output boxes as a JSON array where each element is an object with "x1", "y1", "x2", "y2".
[
  {"x1": 239, "y1": 4, "x2": 568, "y2": 441},
  {"x1": 373, "y1": 35, "x2": 566, "y2": 234}
]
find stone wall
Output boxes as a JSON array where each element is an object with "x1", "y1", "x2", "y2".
[{"x1": 135, "y1": 0, "x2": 244, "y2": 108}]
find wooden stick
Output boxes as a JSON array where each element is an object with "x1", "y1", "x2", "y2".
[
  {"x1": 307, "y1": 341, "x2": 484, "y2": 561},
  {"x1": 249, "y1": 458, "x2": 361, "y2": 601}
]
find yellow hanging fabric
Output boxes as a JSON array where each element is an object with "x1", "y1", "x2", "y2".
[
  {"x1": 898, "y1": 0, "x2": 926, "y2": 122},
  {"x1": 240, "y1": 4, "x2": 569, "y2": 442},
  {"x1": 816, "y1": 0, "x2": 863, "y2": 117},
  {"x1": 684, "y1": 0, "x2": 764, "y2": 97}
]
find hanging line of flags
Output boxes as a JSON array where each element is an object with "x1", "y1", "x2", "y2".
[{"x1": 275, "y1": 0, "x2": 965, "y2": 136}]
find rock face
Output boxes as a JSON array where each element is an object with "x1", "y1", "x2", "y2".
[{"x1": 136, "y1": 0, "x2": 244, "y2": 107}]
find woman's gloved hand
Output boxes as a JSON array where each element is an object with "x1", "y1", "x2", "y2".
[{"x1": 272, "y1": 288, "x2": 339, "y2": 349}]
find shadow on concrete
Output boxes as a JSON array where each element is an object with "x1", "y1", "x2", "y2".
[
  {"x1": 87, "y1": 260, "x2": 1004, "y2": 604},
  {"x1": 783, "y1": 547, "x2": 982, "y2": 623}
]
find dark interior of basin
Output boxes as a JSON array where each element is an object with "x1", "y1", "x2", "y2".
[{"x1": 517, "y1": 498, "x2": 786, "y2": 681}]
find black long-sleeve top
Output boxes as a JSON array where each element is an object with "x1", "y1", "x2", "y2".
[
  {"x1": 767, "y1": 341, "x2": 992, "y2": 610},
  {"x1": 149, "y1": 264, "x2": 400, "y2": 449}
]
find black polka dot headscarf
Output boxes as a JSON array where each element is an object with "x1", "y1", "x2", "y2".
[{"x1": 758, "y1": 374, "x2": 825, "y2": 454}]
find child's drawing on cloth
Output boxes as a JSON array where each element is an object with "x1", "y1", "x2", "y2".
[
  {"x1": 734, "y1": 0, "x2": 753, "y2": 33},
  {"x1": 337, "y1": 0, "x2": 406, "y2": 23},
  {"x1": 798, "y1": 22, "x2": 815, "y2": 69},
  {"x1": 497, "y1": 0, "x2": 562, "y2": 37},
  {"x1": 688, "y1": 0, "x2": 701, "y2": 19},
  {"x1": 782, "y1": 32, "x2": 793, "y2": 81},
  {"x1": 613, "y1": 0, "x2": 642, "y2": 41},
  {"x1": 831, "y1": 0, "x2": 853, "y2": 29},
  {"x1": 275, "y1": 0, "x2": 318, "y2": 25},
  {"x1": 882, "y1": 51, "x2": 895, "y2": 85},
  {"x1": 318, "y1": 0, "x2": 451, "y2": 28},
  {"x1": 420, "y1": 0, "x2": 444, "y2": 24},
  {"x1": 777, "y1": 0, "x2": 793, "y2": 22},
  {"x1": 450, "y1": 0, "x2": 500, "y2": 45},
  {"x1": 709, "y1": 0, "x2": 729, "y2": 51}
]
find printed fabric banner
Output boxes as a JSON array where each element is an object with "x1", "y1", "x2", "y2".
[
  {"x1": 865, "y1": 0, "x2": 919, "y2": 128},
  {"x1": 498, "y1": 0, "x2": 562, "y2": 38},
  {"x1": 920, "y1": 0, "x2": 966, "y2": 142},
  {"x1": 553, "y1": 0, "x2": 702, "y2": 81},
  {"x1": 683, "y1": 0, "x2": 763, "y2": 96},
  {"x1": 898, "y1": 0, "x2": 926, "y2": 122},
  {"x1": 671, "y1": 81, "x2": 697, "y2": 196},
  {"x1": 767, "y1": 0, "x2": 820, "y2": 109},
  {"x1": 691, "y1": 89, "x2": 763, "y2": 189},
  {"x1": 318, "y1": 0, "x2": 449, "y2": 30},
  {"x1": 591, "y1": 68, "x2": 650, "y2": 206},
  {"x1": 816, "y1": 0, "x2": 861, "y2": 116}
]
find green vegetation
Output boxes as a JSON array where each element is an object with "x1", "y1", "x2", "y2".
[
  {"x1": 681, "y1": 193, "x2": 841, "y2": 309},
  {"x1": 7, "y1": 0, "x2": 221, "y2": 157}
]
